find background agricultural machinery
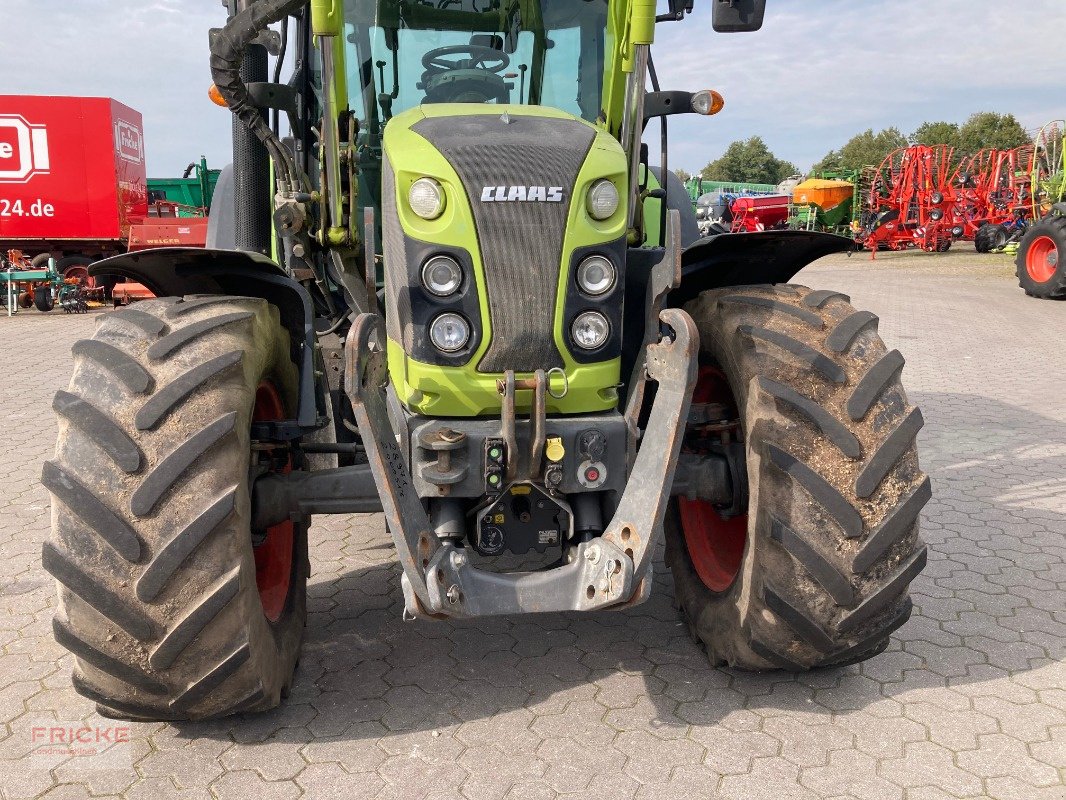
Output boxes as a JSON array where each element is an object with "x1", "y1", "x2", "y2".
[
  {"x1": 856, "y1": 144, "x2": 958, "y2": 253},
  {"x1": 687, "y1": 126, "x2": 1060, "y2": 259},
  {"x1": 0, "y1": 95, "x2": 218, "y2": 304},
  {"x1": 1013, "y1": 120, "x2": 1066, "y2": 298},
  {"x1": 850, "y1": 127, "x2": 1061, "y2": 255},
  {"x1": 0, "y1": 251, "x2": 96, "y2": 314},
  {"x1": 789, "y1": 175, "x2": 857, "y2": 236},
  {"x1": 956, "y1": 146, "x2": 1033, "y2": 251}
]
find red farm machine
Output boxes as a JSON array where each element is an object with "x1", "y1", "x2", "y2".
[
  {"x1": 727, "y1": 193, "x2": 791, "y2": 232},
  {"x1": 857, "y1": 144, "x2": 958, "y2": 253},
  {"x1": 0, "y1": 95, "x2": 212, "y2": 310},
  {"x1": 857, "y1": 142, "x2": 1038, "y2": 255},
  {"x1": 957, "y1": 145, "x2": 1035, "y2": 252}
]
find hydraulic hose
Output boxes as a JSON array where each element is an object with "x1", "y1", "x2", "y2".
[{"x1": 210, "y1": 0, "x2": 305, "y2": 192}]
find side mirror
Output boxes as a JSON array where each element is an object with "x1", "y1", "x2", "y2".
[{"x1": 711, "y1": 0, "x2": 766, "y2": 32}]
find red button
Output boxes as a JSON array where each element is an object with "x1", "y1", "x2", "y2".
[{"x1": 586, "y1": 467, "x2": 600, "y2": 482}]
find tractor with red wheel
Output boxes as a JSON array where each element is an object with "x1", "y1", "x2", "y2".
[
  {"x1": 1016, "y1": 213, "x2": 1066, "y2": 298},
  {"x1": 42, "y1": 0, "x2": 930, "y2": 720},
  {"x1": 1013, "y1": 121, "x2": 1066, "y2": 298}
]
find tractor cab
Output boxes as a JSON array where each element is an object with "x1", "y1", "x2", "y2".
[{"x1": 343, "y1": 0, "x2": 609, "y2": 123}]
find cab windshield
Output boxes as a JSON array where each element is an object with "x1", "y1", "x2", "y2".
[{"x1": 343, "y1": 0, "x2": 609, "y2": 133}]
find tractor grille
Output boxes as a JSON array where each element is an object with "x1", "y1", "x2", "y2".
[
  {"x1": 382, "y1": 154, "x2": 412, "y2": 351},
  {"x1": 412, "y1": 114, "x2": 595, "y2": 373}
]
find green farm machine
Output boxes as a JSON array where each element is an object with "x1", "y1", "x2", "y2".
[
  {"x1": 147, "y1": 157, "x2": 222, "y2": 217},
  {"x1": 44, "y1": 0, "x2": 929, "y2": 719}
]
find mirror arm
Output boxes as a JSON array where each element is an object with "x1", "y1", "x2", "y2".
[
  {"x1": 656, "y1": 0, "x2": 693, "y2": 22},
  {"x1": 643, "y1": 91, "x2": 697, "y2": 123}
]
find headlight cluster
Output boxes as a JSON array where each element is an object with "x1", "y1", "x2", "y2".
[
  {"x1": 420, "y1": 253, "x2": 471, "y2": 353},
  {"x1": 571, "y1": 253, "x2": 616, "y2": 351}
]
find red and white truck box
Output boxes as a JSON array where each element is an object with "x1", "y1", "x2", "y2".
[{"x1": 0, "y1": 96, "x2": 149, "y2": 246}]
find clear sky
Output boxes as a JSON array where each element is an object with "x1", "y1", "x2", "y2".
[{"x1": 3, "y1": 0, "x2": 1064, "y2": 177}]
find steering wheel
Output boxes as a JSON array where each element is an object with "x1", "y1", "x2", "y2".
[{"x1": 422, "y1": 44, "x2": 510, "y2": 75}]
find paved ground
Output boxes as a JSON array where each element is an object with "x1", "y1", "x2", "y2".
[{"x1": 0, "y1": 247, "x2": 1063, "y2": 799}]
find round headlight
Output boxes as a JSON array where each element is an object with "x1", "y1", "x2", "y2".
[
  {"x1": 409, "y1": 177, "x2": 445, "y2": 220},
  {"x1": 576, "y1": 255, "x2": 616, "y2": 296},
  {"x1": 586, "y1": 179, "x2": 619, "y2": 221},
  {"x1": 422, "y1": 255, "x2": 462, "y2": 297},
  {"x1": 571, "y1": 311, "x2": 610, "y2": 350},
  {"x1": 430, "y1": 313, "x2": 470, "y2": 352}
]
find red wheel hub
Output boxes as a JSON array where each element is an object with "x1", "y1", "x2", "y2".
[
  {"x1": 252, "y1": 381, "x2": 294, "y2": 622},
  {"x1": 677, "y1": 366, "x2": 748, "y2": 593},
  {"x1": 62, "y1": 266, "x2": 96, "y2": 288},
  {"x1": 1026, "y1": 235, "x2": 1058, "y2": 283}
]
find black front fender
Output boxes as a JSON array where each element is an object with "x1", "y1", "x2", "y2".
[
  {"x1": 91, "y1": 247, "x2": 321, "y2": 430},
  {"x1": 670, "y1": 230, "x2": 857, "y2": 306}
]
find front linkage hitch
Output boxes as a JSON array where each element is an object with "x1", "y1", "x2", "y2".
[{"x1": 344, "y1": 308, "x2": 698, "y2": 619}]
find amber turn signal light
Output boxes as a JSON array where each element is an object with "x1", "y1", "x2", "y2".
[
  {"x1": 208, "y1": 84, "x2": 228, "y2": 108},
  {"x1": 691, "y1": 90, "x2": 725, "y2": 116}
]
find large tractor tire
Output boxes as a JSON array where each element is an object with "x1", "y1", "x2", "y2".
[
  {"x1": 1016, "y1": 217, "x2": 1066, "y2": 299},
  {"x1": 975, "y1": 223, "x2": 1008, "y2": 253},
  {"x1": 43, "y1": 297, "x2": 308, "y2": 720},
  {"x1": 665, "y1": 285, "x2": 929, "y2": 670}
]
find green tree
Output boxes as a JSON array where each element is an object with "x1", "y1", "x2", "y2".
[
  {"x1": 700, "y1": 136, "x2": 798, "y2": 184},
  {"x1": 910, "y1": 120, "x2": 960, "y2": 148},
  {"x1": 812, "y1": 127, "x2": 908, "y2": 174},
  {"x1": 673, "y1": 168, "x2": 692, "y2": 183},
  {"x1": 956, "y1": 112, "x2": 1029, "y2": 154}
]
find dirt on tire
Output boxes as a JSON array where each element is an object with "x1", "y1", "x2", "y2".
[
  {"x1": 43, "y1": 296, "x2": 308, "y2": 720},
  {"x1": 665, "y1": 284, "x2": 930, "y2": 670}
]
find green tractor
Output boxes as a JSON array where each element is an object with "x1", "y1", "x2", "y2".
[
  {"x1": 43, "y1": 0, "x2": 929, "y2": 720},
  {"x1": 1015, "y1": 119, "x2": 1066, "y2": 298}
]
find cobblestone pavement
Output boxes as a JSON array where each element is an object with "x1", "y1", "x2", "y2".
[{"x1": 0, "y1": 251, "x2": 1063, "y2": 799}]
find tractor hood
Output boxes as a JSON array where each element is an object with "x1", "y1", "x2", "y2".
[{"x1": 380, "y1": 105, "x2": 628, "y2": 417}]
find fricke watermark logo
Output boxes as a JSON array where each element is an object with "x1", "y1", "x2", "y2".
[
  {"x1": 27, "y1": 718, "x2": 133, "y2": 770},
  {"x1": 114, "y1": 120, "x2": 144, "y2": 165}
]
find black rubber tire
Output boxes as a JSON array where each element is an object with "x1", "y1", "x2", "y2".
[
  {"x1": 1015, "y1": 217, "x2": 1066, "y2": 299},
  {"x1": 976, "y1": 223, "x2": 1009, "y2": 253},
  {"x1": 974, "y1": 224, "x2": 995, "y2": 253},
  {"x1": 30, "y1": 254, "x2": 56, "y2": 312},
  {"x1": 665, "y1": 285, "x2": 930, "y2": 670},
  {"x1": 34, "y1": 286, "x2": 55, "y2": 312},
  {"x1": 44, "y1": 296, "x2": 308, "y2": 720}
]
